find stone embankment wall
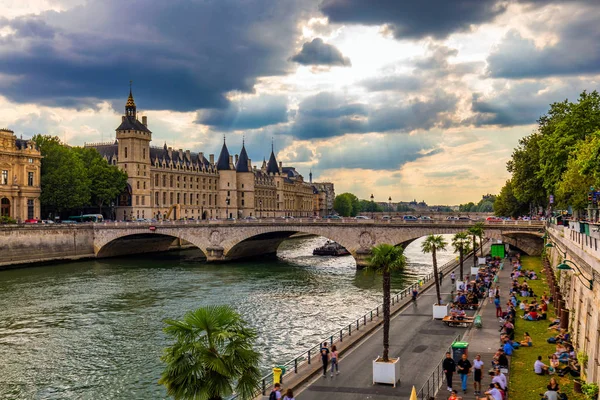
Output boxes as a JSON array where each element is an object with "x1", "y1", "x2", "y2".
[{"x1": 0, "y1": 225, "x2": 95, "y2": 268}]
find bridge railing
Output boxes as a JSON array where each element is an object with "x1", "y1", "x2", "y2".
[{"x1": 235, "y1": 253, "x2": 469, "y2": 399}]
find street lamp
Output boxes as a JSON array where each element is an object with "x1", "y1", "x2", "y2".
[
  {"x1": 388, "y1": 196, "x2": 392, "y2": 214},
  {"x1": 370, "y1": 193, "x2": 374, "y2": 219},
  {"x1": 557, "y1": 259, "x2": 594, "y2": 290},
  {"x1": 226, "y1": 196, "x2": 230, "y2": 219}
]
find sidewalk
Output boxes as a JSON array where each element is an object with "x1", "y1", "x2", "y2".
[
  {"x1": 294, "y1": 252, "x2": 484, "y2": 400},
  {"x1": 434, "y1": 258, "x2": 514, "y2": 400}
]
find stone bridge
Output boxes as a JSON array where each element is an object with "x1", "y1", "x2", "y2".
[{"x1": 93, "y1": 219, "x2": 545, "y2": 268}]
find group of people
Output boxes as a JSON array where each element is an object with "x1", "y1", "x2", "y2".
[{"x1": 443, "y1": 351, "x2": 508, "y2": 399}]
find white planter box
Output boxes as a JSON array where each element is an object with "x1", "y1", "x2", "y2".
[
  {"x1": 478, "y1": 257, "x2": 487, "y2": 265},
  {"x1": 456, "y1": 281, "x2": 465, "y2": 291},
  {"x1": 433, "y1": 303, "x2": 449, "y2": 319},
  {"x1": 470, "y1": 267, "x2": 480, "y2": 276},
  {"x1": 373, "y1": 357, "x2": 400, "y2": 387}
]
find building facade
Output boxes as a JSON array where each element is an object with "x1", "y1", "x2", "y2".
[
  {"x1": 86, "y1": 90, "x2": 328, "y2": 220},
  {"x1": 0, "y1": 129, "x2": 42, "y2": 221},
  {"x1": 312, "y1": 181, "x2": 335, "y2": 217}
]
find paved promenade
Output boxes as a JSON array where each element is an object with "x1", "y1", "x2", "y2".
[{"x1": 294, "y1": 254, "x2": 483, "y2": 400}]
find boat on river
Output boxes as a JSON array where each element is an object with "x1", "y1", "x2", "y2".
[{"x1": 313, "y1": 241, "x2": 350, "y2": 256}]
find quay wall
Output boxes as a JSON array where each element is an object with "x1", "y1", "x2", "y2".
[{"x1": 0, "y1": 225, "x2": 95, "y2": 268}]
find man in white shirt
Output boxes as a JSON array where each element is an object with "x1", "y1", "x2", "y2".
[
  {"x1": 491, "y1": 368, "x2": 507, "y2": 390},
  {"x1": 543, "y1": 390, "x2": 559, "y2": 400},
  {"x1": 534, "y1": 355, "x2": 549, "y2": 375},
  {"x1": 472, "y1": 354, "x2": 484, "y2": 396},
  {"x1": 483, "y1": 383, "x2": 502, "y2": 400}
]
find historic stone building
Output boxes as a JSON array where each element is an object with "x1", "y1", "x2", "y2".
[
  {"x1": 0, "y1": 129, "x2": 42, "y2": 221},
  {"x1": 86, "y1": 89, "x2": 326, "y2": 220}
]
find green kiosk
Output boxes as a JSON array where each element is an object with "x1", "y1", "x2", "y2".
[{"x1": 491, "y1": 243, "x2": 505, "y2": 258}]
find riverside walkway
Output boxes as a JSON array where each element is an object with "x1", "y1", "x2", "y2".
[{"x1": 291, "y1": 252, "x2": 484, "y2": 400}]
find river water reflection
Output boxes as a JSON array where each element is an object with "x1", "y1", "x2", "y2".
[{"x1": 0, "y1": 235, "x2": 457, "y2": 399}]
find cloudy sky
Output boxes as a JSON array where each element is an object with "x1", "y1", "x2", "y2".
[{"x1": 1, "y1": 0, "x2": 598, "y2": 205}]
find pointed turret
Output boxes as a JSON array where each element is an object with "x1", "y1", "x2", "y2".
[
  {"x1": 236, "y1": 141, "x2": 250, "y2": 172},
  {"x1": 216, "y1": 137, "x2": 231, "y2": 170},
  {"x1": 309, "y1": 170, "x2": 312, "y2": 183},
  {"x1": 266, "y1": 141, "x2": 279, "y2": 174},
  {"x1": 125, "y1": 81, "x2": 136, "y2": 118}
]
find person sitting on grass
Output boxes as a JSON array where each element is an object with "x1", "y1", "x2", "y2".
[
  {"x1": 522, "y1": 308, "x2": 539, "y2": 321},
  {"x1": 547, "y1": 377, "x2": 559, "y2": 392},
  {"x1": 548, "y1": 354, "x2": 560, "y2": 374},
  {"x1": 534, "y1": 355, "x2": 549, "y2": 375},
  {"x1": 520, "y1": 332, "x2": 533, "y2": 347},
  {"x1": 492, "y1": 349, "x2": 509, "y2": 369}
]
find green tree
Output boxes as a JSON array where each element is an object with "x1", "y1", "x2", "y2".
[
  {"x1": 556, "y1": 134, "x2": 598, "y2": 210},
  {"x1": 73, "y1": 147, "x2": 128, "y2": 213},
  {"x1": 34, "y1": 135, "x2": 90, "y2": 213},
  {"x1": 333, "y1": 194, "x2": 352, "y2": 216},
  {"x1": 396, "y1": 204, "x2": 415, "y2": 212},
  {"x1": 507, "y1": 133, "x2": 546, "y2": 210},
  {"x1": 359, "y1": 199, "x2": 383, "y2": 213},
  {"x1": 494, "y1": 179, "x2": 527, "y2": 218},
  {"x1": 467, "y1": 223, "x2": 483, "y2": 267},
  {"x1": 421, "y1": 235, "x2": 448, "y2": 305},
  {"x1": 452, "y1": 232, "x2": 471, "y2": 281},
  {"x1": 159, "y1": 305, "x2": 261, "y2": 400},
  {"x1": 367, "y1": 244, "x2": 407, "y2": 362},
  {"x1": 459, "y1": 202, "x2": 475, "y2": 212}
]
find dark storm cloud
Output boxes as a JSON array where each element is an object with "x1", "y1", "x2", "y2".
[
  {"x1": 290, "y1": 38, "x2": 351, "y2": 66},
  {"x1": 195, "y1": 95, "x2": 288, "y2": 130},
  {"x1": 319, "y1": 0, "x2": 506, "y2": 39},
  {"x1": 487, "y1": 9, "x2": 600, "y2": 78},
  {"x1": 468, "y1": 79, "x2": 600, "y2": 126},
  {"x1": 0, "y1": 0, "x2": 311, "y2": 111},
  {"x1": 282, "y1": 91, "x2": 457, "y2": 139},
  {"x1": 315, "y1": 132, "x2": 440, "y2": 170}
]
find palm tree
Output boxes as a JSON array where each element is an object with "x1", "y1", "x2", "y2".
[
  {"x1": 475, "y1": 222, "x2": 486, "y2": 257},
  {"x1": 159, "y1": 305, "x2": 261, "y2": 400},
  {"x1": 467, "y1": 223, "x2": 483, "y2": 267},
  {"x1": 452, "y1": 232, "x2": 471, "y2": 281},
  {"x1": 368, "y1": 244, "x2": 407, "y2": 362},
  {"x1": 421, "y1": 234, "x2": 448, "y2": 306}
]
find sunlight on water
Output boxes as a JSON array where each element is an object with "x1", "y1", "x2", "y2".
[{"x1": 0, "y1": 235, "x2": 457, "y2": 399}]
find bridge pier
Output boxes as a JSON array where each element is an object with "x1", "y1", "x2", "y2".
[
  {"x1": 205, "y1": 246, "x2": 225, "y2": 262},
  {"x1": 354, "y1": 249, "x2": 371, "y2": 270}
]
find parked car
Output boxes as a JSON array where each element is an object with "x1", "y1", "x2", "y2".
[
  {"x1": 403, "y1": 215, "x2": 418, "y2": 221},
  {"x1": 355, "y1": 215, "x2": 370, "y2": 220}
]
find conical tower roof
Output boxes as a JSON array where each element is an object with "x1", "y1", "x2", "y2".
[
  {"x1": 266, "y1": 140, "x2": 279, "y2": 174},
  {"x1": 216, "y1": 138, "x2": 231, "y2": 170},
  {"x1": 236, "y1": 141, "x2": 250, "y2": 172}
]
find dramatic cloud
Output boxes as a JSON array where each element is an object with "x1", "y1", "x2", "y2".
[
  {"x1": 0, "y1": 0, "x2": 311, "y2": 111},
  {"x1": 290, "y1": 38, "x2": 351, "y2": 66},
  {"x1": 469, "y1": 79, "x2": 600, "y2": 126},
  {"x1": 195, "y1": 95, "x2": 288, "y2": 130},
  {"x1": 319, "y1": 0, "x2": 507, "y2": 39},
  {"x1": 487, "y1": 7, "x2": 600, "y2": 79},
  {"x1": 283, "y1": 91, "x2": 457, "y2": 139}
]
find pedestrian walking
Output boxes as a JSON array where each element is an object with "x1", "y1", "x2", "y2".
[
  {"x1": 282, "y1": 388, "x2": 295, "y2": 400},
  {"x1": 488, "y1": 287, "x2": 495, "y2": 304},
  {"x1": 320, "y1": 342, "x2": 329, "y2": 378},
  {"x1": 269, "y1": 383, "x2": 282, "y2": 400},
  {"x1": 442, "y1": 351, "x2": 456, "y2": 392},
  {"x1": 457, "y1": 353, "x2": 472, "y2": 394},
  {"x1": 439, "y1": 271, "x2": 444, "y2": 283},
  {"x1": 450, "y1": 271, "x2": 456, "y2": 285},
  {"x1": 494, "y1": 295, "x2": 502, "y2": 318},
  {"x1": 330, "y1": 345, "x2": 339, "y2": 377},
  {"x1": 472, "y1": 354, "x2": 484, "y2": 396}
]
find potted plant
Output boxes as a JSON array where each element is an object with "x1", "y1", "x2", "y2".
[
  {"x1": 368, "y1": 243, "x2": 407, "y2": 386},
  {"x1": 422, "y1": 234, "x2": 449, "y2": 319},
  {"x1": 582, "y1": 382, "x2": 599, "y2": 400}
]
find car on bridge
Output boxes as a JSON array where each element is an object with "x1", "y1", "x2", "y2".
[
  {"x1": 324, "y1": 215, "x2": 342, "y2": 219},
  {"x1": 418, "y1": 216, "x2": 432, "y2": 220},
  {"x1": 486, "y1": 216, "x2": 503, "y2": 222},
  {"x1": 355, "y1": 215, "x2": 370, "y2": 219},
  {"x1": 403, "y1": 215, "x2": 418, "y2": 221}
]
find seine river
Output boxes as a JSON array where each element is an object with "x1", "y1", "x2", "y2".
[{"x1": 0, "y1": 235, "x2": 457, "y2": 399}]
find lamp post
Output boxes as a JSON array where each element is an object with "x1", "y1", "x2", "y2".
[
  {"x1": 370, "y1": 193, "x2": 374, "y2": 219},
  {"x1": 388, "y1": 196, "x2": 392, "y2": 215},
  {"x1": 259, "y1": 200, "x2": 262, "y2": 219},
  {"x1": 226, "y1": 196, "x2": 230, "y2": 219},
  {"x1": 557, "y1": 259, "x2": 594, "y2": 290}
]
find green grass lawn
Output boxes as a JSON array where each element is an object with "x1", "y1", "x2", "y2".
[{"x1": 508, "y1": 255, "x2": 586, "y2": 400}]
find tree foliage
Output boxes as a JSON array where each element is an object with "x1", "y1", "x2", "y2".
[
  {"x1": 34, "y1": 135, "x2": 128, "y2": 215},
  {"x1": 159, "y1": 305, "x2": 261, "y2": 400},
  {"x1": 494, "y1": 180, "x2": 528, "y2": 218}
]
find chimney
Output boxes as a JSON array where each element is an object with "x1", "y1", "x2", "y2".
[
  {"x1": 209, "y1": 154, "x2": 214, "y2": 164},
  {"x1": 142, "y1": 116, "x2": 148, "y2": 127},
  {"x1": 186, "y1": 150, "x2": 191, "y2": 160},
  {"x1": 279, "y1": 161, "x2": 282, "y2": 170},
  {"x1": 179, "y1": 149, "x2": 183, "y2": 159},
  {"x1": 248, "y1": 158, "x2": 252, "y2": 169},
  {"x1": 235, "y1": 154, "x2": 239, "y2": 164},
  {"x1": 122, "y1": 116, "x2": 126, "y2": 122},
  {"x1": 199, "y1": 152, "x2": 204, "y2": 161},
  {"x1": 168, "y1": 147, "x2": 173, "y2": 158},
  {"x1": 229, "y1": 155, "x2": 233, "y2": 166}
]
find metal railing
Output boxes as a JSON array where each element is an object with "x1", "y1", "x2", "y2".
[
  {"x1": 237, "y1": 250, "x2": 478, "y2": 399},
  {"x1": 416, "y1": 334, "x2": 462, "y2": 400}
]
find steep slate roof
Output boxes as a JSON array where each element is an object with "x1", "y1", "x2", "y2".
[
  {"x1": 216, "y1": 141, "x2": 231, "y2": 170},
  {"x1": 266, "y1": 150, "x2": 279, "y2": 174},
  {"x1": 236, "y1": 143, "x2": 250, "y2": 172},
  {"x1": 116, "y1": 116, "x2": 152, "y2": 133}
]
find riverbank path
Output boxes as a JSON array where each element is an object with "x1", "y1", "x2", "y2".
[{"x1": 295, "y1": 253, "x2": 482, "y2": 400}]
